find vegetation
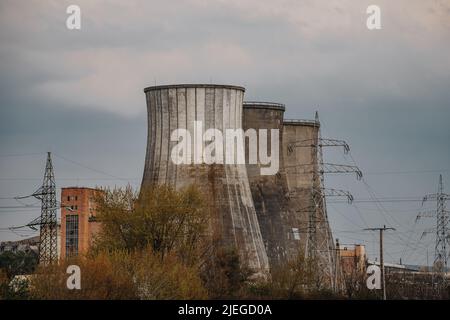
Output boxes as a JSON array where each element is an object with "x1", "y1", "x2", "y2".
[
  {"x1": 92, "y1": 185, "x2": 209, "y2": 263},
  {"x1": 0, "y1": 250, "x2": 38, "y2": 299},
  {"x1": 5, "y1": 184, "x2": 444, "y2": 300},
  {"x1": 0, "y1": 250, "x2": 38, "y2": 279},
  {"x1": 29, "y1": 249, "x2": 207, "y2": 299}
]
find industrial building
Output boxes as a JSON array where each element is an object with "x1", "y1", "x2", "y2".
[
  {"x1": 140, "y1": 84, "x2": 270, "y2": 275},
  {"x1": 140, "y1": 84, "x2": 340, "y2": 287},
  {"x1": 243, "y1": 102, "x2": 338, "y2": 289},
  {"x1": 60, "y1": 187, "x2": 101, "y2": 258},
  {"x1": 338, "y1": 244, "x2": 367, "y2": 276}
]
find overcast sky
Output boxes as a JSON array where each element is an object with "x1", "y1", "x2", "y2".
[{"x1": 1, "y1": 0, "x2": 449, "y2": 266}]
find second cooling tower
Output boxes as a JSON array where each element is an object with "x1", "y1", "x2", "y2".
[
  {"x1": 243, "y1": 104, "x2": 336, "y2": 285},
  {"x1": 141, "y1": 84, "x2": 269, "y2": 274},
  {"x1": 243, "y1": 102, "x2": 307, "y2": 269}
]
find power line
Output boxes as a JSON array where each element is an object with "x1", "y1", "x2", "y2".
[
  {"x1": 53, "y1": 153, "x2": 131, "y2": 182},
  {"x1": 365, "y1": 169, "x2": 450, "y2": 175},
  {"x1": 0, "y1": 152, "x2": 45, "y2": 158},
  {"x1": 328, "y1": 198, "x2": 423, "y2": 204},
  {"x1": 0, "y1": 205, "x2": 40, "y2": 209},
  {"x1": 345, "y1": 151, "x2": 419, "y2": 257}
]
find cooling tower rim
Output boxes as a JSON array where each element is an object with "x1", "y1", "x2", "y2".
[
  {"x1": 143, "y1": 84, "x2": 245, "y2": 93},
  {"x1": 243, "y1": 101, "x2": 285, "y2": 111},
  {"x1": 283, "y1": 119, "x2": 320, "y2": 127}
]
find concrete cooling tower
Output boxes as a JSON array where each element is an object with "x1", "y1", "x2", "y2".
[
  {"x1": 243, "y1": 102, "x2": 306, "y2": 269},
  {"x1": 243, "y1": 104, "x2": 337, "y2": 288},
  {"x1": 282, "y1": 119, "x2": 336, "y2": 289},
  {"x1": 140, "y1": 84, "x2": 269, "y2": 275}
]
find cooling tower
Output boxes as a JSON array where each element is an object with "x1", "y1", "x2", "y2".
[
  {"x1": 243, "y1": 102, "x2": 304, "y2": 269},
  {"x1": 282, "y1": 119, "x2": 336, "y2": 288},
  {"x1": 141, "y1": 84, "x2": 269, "y2": 274},
  {"x1": 243, "y1": 106, "x2": 337, "y2": 285}
]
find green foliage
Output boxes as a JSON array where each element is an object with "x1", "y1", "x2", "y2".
[
  {"x1": 26, "y1": 184, "x2": 210, "y2": 300},
  {"x1": 92, "y1": 185, "x2": 209, "y2": 264},
  {"x1": 241, "y1": 250, "x2": 345, "y2": 299},
  {"x1": 0, "y1": 269, "x2": 29, "y2": 300},
  {"x1": 0, "y1": 250, "x2": 38, "y2": 279},
  {"x1": 201, "y1": 244, "x2": 253, "y2": 299}
]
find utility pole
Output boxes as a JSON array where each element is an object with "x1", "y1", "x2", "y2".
[
  {"x1": 335, "y1": 238, "x2": 340, "y2": 291},
  {"x1": 364, "y1": 225, "x2": 396, "y2": 300}
]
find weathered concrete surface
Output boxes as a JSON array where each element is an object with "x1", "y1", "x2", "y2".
[
  {"x1": 141, "y1": 84, "x2": 269, "y2": 274},
  {"x1": 282, "y1": 120, "x2": 320, "y2": 255},
  {"x1": 243, "y1": 106, "x2": 336, "y2": 286},
  {"x1": 282, "y1": 120, "x2": 336, "y2": 288},
  {"x1": 243, "y1": 102, "x2": 301, "y2": 269}
]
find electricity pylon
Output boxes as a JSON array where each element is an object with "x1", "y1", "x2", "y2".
[
  {"x1": 417, "y1": 175, "x2": 449, "y2": 293},
  {"x1": 34, "y1": 152, "x2": 58, "y2": 264},
  {"x1": 12, "y1": 152, "x2": 58, "y2": 264},
  {"x1": 9, "y1": 152, "x2": 62, "y2": 265},
  {"x1": 286, "y1": 112, "x2": 362, "y2": 292}
]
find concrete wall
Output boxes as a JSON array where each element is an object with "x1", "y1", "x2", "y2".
[
  {"x1": 243, "y1": 102, "x2": 303, "y2": 269},
  {"x1": 141, "y1": 84, "x2": 269, "y2": 274},
  {"x1": 283, "y1": 120, "x2": 336, "y2": 288},
  {"x1": 243, "y1": 105, "x2": 338, "y2": 286}
]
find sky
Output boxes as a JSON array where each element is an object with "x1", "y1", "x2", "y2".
[{"x1": 0, "y1": 0, "x2": 449, "y2": 266}]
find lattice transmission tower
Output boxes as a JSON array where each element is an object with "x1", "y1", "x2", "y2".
[
  {"x1": 417, "y1": 175, "x2": 449, "y2": 291},
  {"x1": 32, "y1": 152, "x2": 58, "y2": 264},
  {"x1": 286, "y1": 112, "x2": 362, "y2": 292}
]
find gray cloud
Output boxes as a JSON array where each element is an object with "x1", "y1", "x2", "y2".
[{"x1": 0, "y1": 0, "x2": 449, "y2": 265}]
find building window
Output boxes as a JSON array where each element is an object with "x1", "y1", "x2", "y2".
[
  {"x1": 66, "y1": 215, "x2": 79, "y2": 257},
  {"x1": 67, "y1": 196, "x2": 70, "y2": 201},
  {"x1": 75, "y1": 196, "x2": 78, "y2": 201},
  {"x1": 292, "y1": 228, "x2": 300, "y2": 240}
]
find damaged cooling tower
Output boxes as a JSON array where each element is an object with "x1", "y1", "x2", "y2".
[
  {"x1": 243, "y1": 104, "x2": 336, "y2": 287},
  {"x1": 282, "y1": 118, "x2": 336, "y2": 288},
  {"x1": 141, "y1": 84, "x2": 269, "y2": 274},
  {"x1": 243, "y1": 102, "x2": 303, "y2": 268},
  {"x1": 243, "y1": 103, "x2": 326, "y2": 270}
]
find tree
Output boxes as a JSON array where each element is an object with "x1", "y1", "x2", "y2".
[
  {"x1": 28, "y1": 184, "x2": 210, "y2": 300},
  {"x1": 201, "y1": 243, "x2": 252, "y2": 298},
  {"x1": 0, "y1": 250, "x2": 38, "y2": 279},
  {"x1": 92, "y1": 185, "x2": 209, "y2": 264},
  {"x1": 269, "y1": 250, "x2": 317, "y2": 299}
]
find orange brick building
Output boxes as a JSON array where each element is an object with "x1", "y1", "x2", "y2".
[
  {"x1": 338, "y1": 244, "x2": 367, "y2": 277},
  {"x1": 60, "y1": 187, "x2": 102, "y2": 258}
]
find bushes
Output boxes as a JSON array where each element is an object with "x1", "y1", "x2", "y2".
[
  {"x1": 28, "y1": 248, "x2": 207, "y2": 300},
  {"x1": 26, "y1": 185, "x2": 210, "y2": 300},
  {"x1": 4, "y1": 185, "x2": 312, "y2": 300},
  {"x1": 201, "y1": 245, "x2": 253, "y2": 299},
  {"x1": 0, "y1": 250, "x2": 38, "y2": 279}
]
